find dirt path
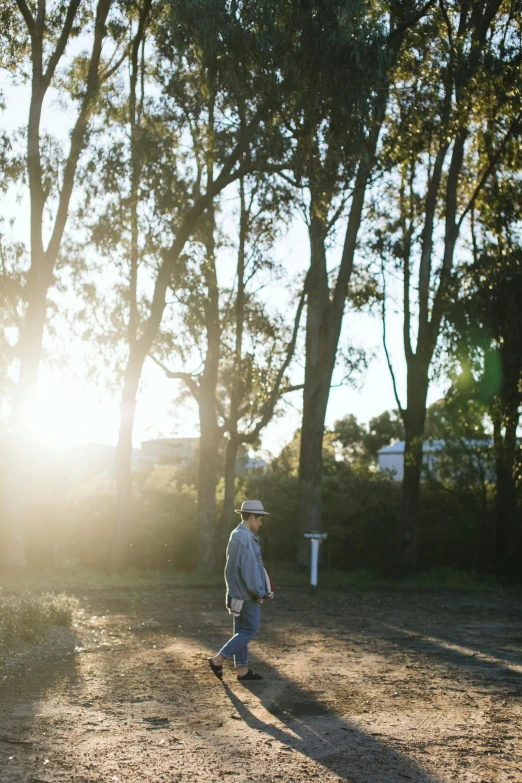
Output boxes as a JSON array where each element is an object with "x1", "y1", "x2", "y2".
[{"x1": 1, "y1": 585, "x2": 522, "y2": 782}]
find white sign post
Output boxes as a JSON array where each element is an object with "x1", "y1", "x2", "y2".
[{"x1": 303, "y1": 532, "x2": 328, "y2": 594}]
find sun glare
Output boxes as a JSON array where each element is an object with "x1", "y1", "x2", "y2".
[{"x1": 27, "y1": 379, "x2": 118, "y2": 449}]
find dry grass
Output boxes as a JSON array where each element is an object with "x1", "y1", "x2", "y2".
[{"x1": 0, "y1": 591, "x2": 78, "y2": 651}]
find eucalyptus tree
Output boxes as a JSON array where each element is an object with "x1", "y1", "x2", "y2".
[
  {"x1": 8, "y1": 0, "x2": 123, "y2": 429},
  {"x1": 2, "y1": 0, "x2": 131, "y2": 567},
  {"x1": 152, "y1": 172, "x2": 303, "y2": 561},
  {"x1": 375, "y1": 0, "x2": 522, "y2": 569},
  {"x1": 274, "y1": 0, "x2": 435, "y2": 561},
  {"x1": 217, "y1": 175, "x2": 303, "y2": 537},
  {"x1": 148, "y1": 32, "x2": 242, "y2": 569},
  {"x1": 446, "y1": 157, "x2": 522, "y2": 563},
  {"x1": 0, "y1": 98, "x2": 24, "y2": 409},
  {"x1": 72, "y1": 0, "x2": 181, "y2": 565},
  {"x1": 104, "y1": 0, "x2": 296, "y2": 567}
]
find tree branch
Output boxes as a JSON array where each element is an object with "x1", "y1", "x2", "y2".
[
  {"x1": 44, "y1": 0, "x2": 113, "y2": 266},
  {"x1": 438, "y1": 0, "x2": 456, "y2": 68},
  {"x1": 282, "y1": 383, "x2": 304, "y2": 394},
  {"x1": 239, "y1": 283, "x2": 307, "y2": 444},
  {"x1": 42, "y1": 0, "x2": 82, "y2": 89},
  {"x1": 137, "y1": 159, "x2": 288, "y2": 360},
  {"x1": 148, "y1": 354, "x2": 201, "y2": 401},
  {"x1": 215, "y1": 396, "x2": 231, "y2": 430},
  {"x1": 402, "y1": 163, "x2": 415, "y2": 363},
  {"x1": 212, "y1": 106, "x2": 269, "y2": 192},
  {"x1": 389, "y1": 0, "x2": 436, "y2": 41},
  {"x1": 381, "y1": 265, "x2": 404, "y2": 414},
  {"x1": 457, "y1": 111, "x2": 522, "y2": 232},
  {"x1": 14, "y1": 0, "x2": 35, "y2": 33},
  {"x1": 417, "y1": 143, "x2": 449, "y2": 336},
  {"x1": 325, "y1": 191, "x2": 351, "y2": 236},
  {"x1": 100, "y1": 41, "x2": 132, "y2": 82}
]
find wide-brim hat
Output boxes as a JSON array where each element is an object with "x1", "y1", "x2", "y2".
[{"x1": 235, "y1": 499, "x2": 270, "y2": 517}]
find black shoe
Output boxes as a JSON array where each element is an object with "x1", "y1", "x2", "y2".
[
  {"x1": 208, "y1": 657, "x2": 223, "y2": 680},
  {"x1": 237, "y1": 669, "x2": 263, "y2": 681}
]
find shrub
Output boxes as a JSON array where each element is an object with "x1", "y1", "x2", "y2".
[
  {"x1": 245, "y1": 462, "x2": 495, "y2": 573},
  {"x1": 0, "y1": 592, "x2": 78, "y2": 651}
]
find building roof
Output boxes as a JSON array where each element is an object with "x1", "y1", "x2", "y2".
[
  {"x1": 378, "y1": 440, "x2": 446, "y2": 455},
  {"x1": 141, "y1": 437, "x2": 199, "y2": 446},
  {"x1": 377, "y1": 438, "x2": 494, "y2": 456}
]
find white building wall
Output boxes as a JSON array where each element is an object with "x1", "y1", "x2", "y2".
[{"x1": 378, "y1": 452, "x2": 404, "y2": 480}]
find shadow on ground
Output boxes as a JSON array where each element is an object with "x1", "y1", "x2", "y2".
[{"x1": 220, "y1": 660, "x2": 438, "y2": 783}]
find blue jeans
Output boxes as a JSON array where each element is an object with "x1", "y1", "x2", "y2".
[{"x1": 219, "y1": 600, "x2": 261, "y2": 668}]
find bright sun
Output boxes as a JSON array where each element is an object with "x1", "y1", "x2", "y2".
[{"x1": 28, "y1": 377, "x2": 118, "y2": 449}]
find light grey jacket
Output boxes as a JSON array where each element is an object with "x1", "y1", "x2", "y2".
[{"x1": 225, "y1": 523, "x2": 266, "y2": 600}]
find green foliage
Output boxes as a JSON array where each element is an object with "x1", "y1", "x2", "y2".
[
  {"x1": 333, "y1": 409, "x2": 404, "y2": 464},
  {"x1": 442, "y1": 132, "x2": 522, "y2": 562},
  {"x1": 243, "y1": 463, "x2": 401, "y2": 571},
  {"x1": 0, "y1": 592, "x2": 77, "y2": 651},
  {"x1": 129, "y1": 466, "x2": 199, "y2": 570},
  {"x1": 6, "y1": 463, "x2": 201, "y2": 573},
  {"x1": 245, "y1": 459, "x2": 497, "y2": 573},
  {"x1": 2, "y1": 0, "x2": 522, "y2": 577},
  {"x1": 0, "y1": 436, "x2": 510, "y2": 577}
]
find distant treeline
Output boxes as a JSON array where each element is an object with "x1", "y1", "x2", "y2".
[{"x1": 6, "y1": 403, "x2": 520, "y2": 577}]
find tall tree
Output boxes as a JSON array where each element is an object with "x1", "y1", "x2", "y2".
[
  {"x1": 285, "y1": 0, "x2": 433, "y2": 561},
  {"x1": 10, "y1": 0, "x2": 118, "y2": 428},
  {"x1": 162, "y1": 46, "x2": 223, "y2": 572},
  {"x1": 376, "y1": 0, "x2": 522, "y2": 569},
  {"x1": 447, "y1": 170, "x2": 522, "y2": 562},
  {"x1": 74, "y1": 0, "x2": 159, "y2": 566},
  {"x1": 3, "y1": 0, "x2": 125, "y2": 567},
  {"x1": 217, "y1": 175, "x2": 304, "y2": 539},
  {"x1": 108, "y1": 0, "x2": 295, "y2": 567},
  {"x1": 152, "y1": 173, "x2": 303, "y2": 560}
]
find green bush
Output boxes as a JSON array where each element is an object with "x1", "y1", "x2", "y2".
[
  {"x1": 244, "y1": 462, "x2": 496, "y2": 573},
  {"x1": 419, "y1": 479, "x2": 492, "y2": 569},
  {"x1": 15, "y1": 465, "x2": 200, "y2": 573},
  {"x1": 244, "y1": 468, "x2": 401, "y2": 571},
  {"x1": 129, "y1": 466, "x2": 199, "y2": 570},
  {"x1": 0, "y1": 592, "x2": 78, "y2": 651},
  {"x1": 0, "y1": 445, "x2": 505, "y2": 575}
]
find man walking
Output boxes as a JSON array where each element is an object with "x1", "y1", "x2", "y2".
[{"x1": 208, "y1": 500, "x2": 270, "y2": 682}]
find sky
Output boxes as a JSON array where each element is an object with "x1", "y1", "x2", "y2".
[
  {"x1": 0, "y1": 49, "x2": 447, "y2": 458},
  {"x1": 24, "y1": 220, "x2": 446, "y2": 458}
]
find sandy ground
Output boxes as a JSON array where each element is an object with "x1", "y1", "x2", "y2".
[{"x1": 1, "y1": 584, "x2": 522, "y2": 783}]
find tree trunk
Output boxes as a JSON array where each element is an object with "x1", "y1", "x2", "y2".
[
  {"x1": 297, "y1": 163, "x2": 373, "y2": 564},
  {"x1": 111, "y1": 12, "x2": 154, "y2": 570},
  {"x1": 12, "y1": 266, "x2": 52, "y2": 422},
  {"x1": 196, "y1": 200, "x2": 220, "y2": 570},
  {"x1": 197, "y1": 380, "x2": 221, "y2": 571},
  {"x1": 296, "y1": 91, "x2": 385, "y2": 567},
  {"x1": 297, "y1": 217, "x2": 333, "y2": 565},
  {"x1": 399, "y1": 361, "x2": 429, "y2": 571},
  {"x1": 5, "y1": 0, "x2": 112, "y2": 568},
  {"x1": 113, "y1": 355, "x2": 142, "y2": 567},
  {"x1": 400, "y1": 435, "x2": 423, "y2": 572},
  {"x1": 5, "y1": 260, "x2": 53, "y2": 568},
  {"x1": 221, "y1": 435, "x2": 239, "y2": 541},
  {"x1": 492, "y1": 345, "x2": 521, "y2": 562},
  {"x1": 493, "y1": 415, "x2": 510, "y2": 561},
  {"x1": 218, "y1": 177, "x2": 245, "y2": 548},
  {"x1": 297, "y1": 382, "x2": 330, "y2": 564},
  {"x1": 195, "y1": 85, "x2": 222, "y2": 571}
]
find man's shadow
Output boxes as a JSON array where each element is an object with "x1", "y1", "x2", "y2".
[{"x1": 221, "y1": 659, "x2": 438, "y2": 783}]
